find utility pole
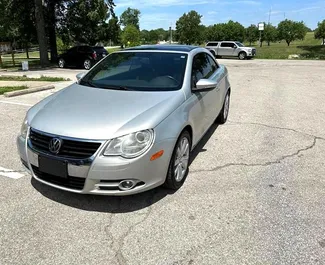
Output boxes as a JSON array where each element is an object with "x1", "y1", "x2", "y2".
[
  {"x1": 268, "y1": 6, "x2": 272, "y2": 24},
  {"x1": 169, "y1": 23, "x2": 173, "y2": 44}
]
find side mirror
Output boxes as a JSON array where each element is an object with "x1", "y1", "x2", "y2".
[
  {"x1": 193, "y1": 79, "x2": 218, "y2": 91},
  {"x1": 76, "y1": 72, "x2": 86, "y2": 81}
]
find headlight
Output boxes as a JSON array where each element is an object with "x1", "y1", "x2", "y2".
[
  {"x1": 103, "y1": 130, "x2": 154, "y2": 158},
  {"x1": 20, "y1": 117, "x2": 29, "y2": 139}
]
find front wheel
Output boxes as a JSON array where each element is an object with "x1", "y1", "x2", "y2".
[
  {"x1": 238, "y1": 52, "x2": 247, "y2": 60},
  {"x1": 164, "y1": 131, "x2": 191, "y2": 190},
  {"x1": 84, "y1": 59, "x2": 92, "y2": 70},
  {"x1": 216, "y1": 92, "x2": 230, "y2": 124}
]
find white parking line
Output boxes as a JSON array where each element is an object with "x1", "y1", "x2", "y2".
[
  {"x1": 0, "y1": 167, "x2": 24, "y2": 179},
  {"x1": 0, "y1": 100, "x2": 32, "y2": 107}
]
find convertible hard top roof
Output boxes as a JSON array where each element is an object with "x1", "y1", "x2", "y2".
[{"x1": 124, "y1": 45, "x2": 199, "y2": 52}]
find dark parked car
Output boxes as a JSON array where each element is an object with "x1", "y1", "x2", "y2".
[{"x1": 58, "y1": 45, "x2": 109, "y2": 70}]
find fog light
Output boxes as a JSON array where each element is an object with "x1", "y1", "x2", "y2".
[{"x1": 119, "y1": 180, "x2": 136, "y2": 191}]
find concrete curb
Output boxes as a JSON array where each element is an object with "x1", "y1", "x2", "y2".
[{"x1": 4, "y1": 85, "x2": 55, "y2": 97}]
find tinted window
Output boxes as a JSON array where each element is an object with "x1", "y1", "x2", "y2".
[
  {"x1": 80, "y1": 52, "x2": 188, "y2": 91},
  {"x1": 206, "y1": 42, "x2": 218, "y2": 47},
  {"x1": 235, "y1": 42, "x2": 244, "y2": 47},
  {"x1": 67, "y1": 47, "x2": 78, "y2": 54},
  {"x1": 192, "y1": 53, "x2": 216, "y2": 85},
  {"x1": 93, "y1": 46, "x2": 108, "y2": 54},
  {"x1": 78, "y1": 46, "x2": 92, "y2": 53},
  {"x1": 220, "y1": 42, "x2": 235, "y2": 48},
  {"x1": 207, "y1": 54, "x2": 218, "y2": 72}
]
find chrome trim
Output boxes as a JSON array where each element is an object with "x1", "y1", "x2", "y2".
[
  {"x1": 26, "y1": 127, "x2": 107, "y2": 179},
  {"x1": 28, "y1": 127, "x2": 106, "y2": 165}
]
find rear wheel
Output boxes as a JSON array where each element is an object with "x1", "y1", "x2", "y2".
[
  {"x1": 84, "y1": 59, "x2": 92, "y2": 70},
  {"x1": 216, "y1": 91, "x2": 230, "y2": 124},
  {"x1": 164, "y1": 130, "x2": 191, "y2": 190},
  {"x1": 58, "y1": 58, "x2": 65, "y2": 68},
  {"x1": 238, "y1": 52, "x2": 247, "y2": 60}
]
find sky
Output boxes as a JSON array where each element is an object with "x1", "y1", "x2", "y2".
[{"x1": 114, "y1": 0, "x2": 325, "y2": 30}]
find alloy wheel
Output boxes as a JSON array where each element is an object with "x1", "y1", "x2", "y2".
[{"x1": 174, "y1": 137, "x2": 190, "y2": 182}]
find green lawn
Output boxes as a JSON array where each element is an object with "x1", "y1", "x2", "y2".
[
  {"x1": 0, "y1": 75, "x2": 68, "y2": 82},
  {"x1": 0, "y1": 86, "x2": 28, "y2": 95},
  {"x1": 247, "y1": 32, "x2": 325, "y2": 59}
]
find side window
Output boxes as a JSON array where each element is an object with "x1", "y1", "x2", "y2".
[
  {"x1": 192, "y1": 53, "x2": 215, "y2": 86},
  {"x1": 206, "y1": 42, "x2": 218, "y2": 47},
  {"x1": 68, "y1": 47, "x2": 77, "y2": 54},
  {"x1": 78, "y1": 46, "x2": 92, "y2": 53},
  {"x1": 220, "y1": 42, "x2": 233, "y2": 48},
  {"x1": 207, "y1": 54, "x2": 219, "y2": 73}
]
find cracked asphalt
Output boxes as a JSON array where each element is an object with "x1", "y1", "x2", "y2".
[{"x1": 1, "y1": 59, "x2": 325, "y2": 265}]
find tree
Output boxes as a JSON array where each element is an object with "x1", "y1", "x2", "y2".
[
  {"x1": 34, "y1": 0, "x2": 50, "y2": 66},
  {"x1": 205, "y1": 24, "x2": 225, "y2": 41},
  {"x1": 246, "y1": 24, "x2": 259, "y2": 45},
  {"x1": 263, "y1": 24, "x2": 278, "y2": 46},
  {"x1": 277, "y1": 19, "x2": 307, "y2": 46},
  {"x1": 315, "y1": 20, "x2": 325, "y2": 45},
  {"x1": 0, "y1": 0, "x2": 37, "y2": 58},
  {"x1": 63, "y1": 0, "x2": 110, "y2": 45},
  {"x1": 121, "y1": 25, "x2": 140, "y2": 47},
  {"x1": 223, "y1": 20, "x2": 245, "y2": 42},
  {"x1": 120, "y1": 8, "x2": 141, "y2": 30},
  {"x1": 141, "y1": 30, "x2": 150, "y2": 43},
  {"x1": 99, "y1": 15, "x2": 121, "y2": 45},
  {"x1": 176, "y1": 11, "x2": 202, "y2": 45}
]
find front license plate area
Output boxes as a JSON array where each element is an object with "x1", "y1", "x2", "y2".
[{"x1": 38, "y1": 156, "x2": 68, "y2": 178}]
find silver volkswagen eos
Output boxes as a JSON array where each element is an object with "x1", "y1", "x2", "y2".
[{"x1": 17, "y1": 45, "x2": 231, "y2": 195}]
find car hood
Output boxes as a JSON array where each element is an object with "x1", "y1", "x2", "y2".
[{"x1": 28, "y1": 83, "x2": 185, "y2": 140}]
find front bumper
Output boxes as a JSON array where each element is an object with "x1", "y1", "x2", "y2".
[{"x1": 17, "y1": 132, "x2": 175, "y2": 196}]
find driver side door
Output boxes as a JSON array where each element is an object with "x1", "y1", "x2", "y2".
[{"x1": 190, "y1": 52, "x2": 221, "y2": 142}]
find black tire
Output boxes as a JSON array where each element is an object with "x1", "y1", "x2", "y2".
[
  {"x1": 58, "y1": 58, "x2": 65, "y2": 68},
  {"x1": 238, "y1": 52, "x2": 247, "y2": 60},
  {"x1": 164, "y1": 130, "x2": 192, "y2": 190},
  {"x1": 216, "y1": 91, "x2": 230, "y2": 124}
]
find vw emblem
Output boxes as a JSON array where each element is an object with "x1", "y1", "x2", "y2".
[{"x1": 49, "y1": 138, "x2": 62, "y2": 154}]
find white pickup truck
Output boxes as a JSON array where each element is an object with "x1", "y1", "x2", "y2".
[{"x1": 206, "y1": 41, "x2": 256, "y2": 60}]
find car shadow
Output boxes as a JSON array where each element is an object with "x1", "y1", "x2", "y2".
[
  {"x1": 31, "y1": 177, "x2": 176, "y2": 213},
  {"x1": 189, "y1": 123, "x2": 219, "y2": 166},
  {"x1": 31, "y1": 123, "x2": 219, "y2": 213}
]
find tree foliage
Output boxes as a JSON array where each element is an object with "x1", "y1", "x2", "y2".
[
  {"x1": 277, "y1": 19, "x2": 307, "y2": 46},
  {"x1": 121, "y1": 25, "x2": 140, "y2": 47},
  {"x1": 245, "y1": 24, "x2": 259, "y2": 45},
  {"x1": 263, "y1": 24, "x2": 278, "y2": 46},
  {"x1": 315, "y1": 20, "x2": 325, "y2": 44},
  {"x1": 120, "y1": 8, "x2": 141, "y2": 30},
  {"x1": 176, "y1": 11, "x2": 202, "y2": 45}
]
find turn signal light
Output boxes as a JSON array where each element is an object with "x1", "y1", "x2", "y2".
[{"x1": 150, "y1": 150, "x2": 164, "y2": 161}]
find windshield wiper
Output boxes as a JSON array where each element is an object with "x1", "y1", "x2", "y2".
[
  {"x1": 98, "y1": 84, "x2": 132, "y2": 91},
  {"x1": 80, "y1": 80, "x2": 132, "y2": 91}
]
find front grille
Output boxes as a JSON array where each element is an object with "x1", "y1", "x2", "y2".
[
  {"x1": 29, "y1": 129, "x2": 101, "y2": 159},
  {"x1": 252, "y1": 49, "x2": 256, "y2": 55},
  {"x1": 32, "y1": 165, "x2": 85, "y2": 190}
]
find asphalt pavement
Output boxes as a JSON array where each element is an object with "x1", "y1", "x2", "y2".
[{"x1": 1, "y1": 60, "x2": 325, "y2": 265}]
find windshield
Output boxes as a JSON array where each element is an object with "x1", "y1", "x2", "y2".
[
  {"x1": 236, "y1": 42, "x2": 245, "y2": 47},
  {"x1": 80, "y1": 51, "x2": 188, "y2": 91}
]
